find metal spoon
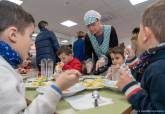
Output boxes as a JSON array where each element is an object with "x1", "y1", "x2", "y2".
[{"x1": 92, "y1": 90, "x2": 100, "y2": 107}]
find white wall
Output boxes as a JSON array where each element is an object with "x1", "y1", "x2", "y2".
[{"x1": 119, "y1": 37, "x2": 131, "y2": 46}]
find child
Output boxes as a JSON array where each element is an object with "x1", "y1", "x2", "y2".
[
  {"x1": 0, "y1": 1, "x2": 80, "y2": 114},
  {"x1": 125, "y1": 28, "x2": 141, "y2": 81},
  {"x1": 57, "y1": 46, "x2": 82, "y2": 72},
  {"x1": 124, "y1": 28, "x2": 140, "y2": 68},
  {"x1": 124, "y1": 27, "x2": 139, "y2": 62},
  {"x1": 106, "y1": 43, "x2": 125, "y2": 80},
  {"x1": 117, "y1": 0, "x2": 165, "y2": 113},
  {"x1": 130, "y1": 27, "x2": 139, "y2": 56}
]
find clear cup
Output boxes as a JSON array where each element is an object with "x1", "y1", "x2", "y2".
[
  {"x1": 40, "y1": 59, "x2": 47, "y2": 77},
  {"x1": 106, "y1": 66, "x2": 120, "y2": 81},
  {"x1": 47, "y1": 59, "x2": 54, "y2": 80}
]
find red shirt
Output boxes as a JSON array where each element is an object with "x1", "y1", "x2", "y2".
[{"x1": 63, "y1": 58, "x2": 82, "y2": 72}]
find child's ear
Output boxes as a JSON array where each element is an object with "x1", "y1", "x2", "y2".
[
  {"x1": 7, "y1": 26, "x2": 18, "y2": 43},
  {"x1": 143, "y1": 26, "x2": 152, "y2": 42}
]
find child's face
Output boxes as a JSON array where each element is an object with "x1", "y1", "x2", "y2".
[
  {"x1": 136, "y1": 24, "x2": 159, "y2": 56},
  {"x1": 5, "y1": 23, "x2": 34, "y2": 61},
  {"x1": 16, "y1": 23, "x2": 34, "y2": 61},
  {"x1": 59, "y1": 53, "x2": 73, "y2": 64},
  {"x1": 136, "y1": 24, "x2": 146, "y2": 56},
  {"x1": 110, "y1": 53, "x2": 124, "y2": 66},
  {"x1": 131, "y1": 40, "x2": 138, "y2": 56}
]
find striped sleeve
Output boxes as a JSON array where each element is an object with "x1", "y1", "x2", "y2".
[
  {"x1": 122, "y1": 81, "x2": 142, "y2": 98},
  {"x1": 126, "y1": 57, "x2": 139, "y2": 69}
]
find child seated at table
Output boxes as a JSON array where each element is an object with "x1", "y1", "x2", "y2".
[
  {"x1": 124, "y1": 28, "x2": 142, "y2": 82},
  {"x1": 117, "y1": 0, "x2": 165, "y2": 113},
  {"x1": 56, "y1": 46, "x2": 82, "y2": 72},
  {"x1": 106, "y1": 43, "x2": 125, "y2": 80},
  {"x1": 125, "y1": 27, "x2": 140, "y2": 68},
  {"x1": 0, "y1": 1, "x2": 80, "y2": 114}
]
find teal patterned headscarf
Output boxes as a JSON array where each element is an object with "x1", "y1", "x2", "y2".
[
  {"x1": 84, "y1": 10, "x2": 101, "y2": 25},
  {"x1": 87, "y1": 25, "x2": 111, "y2": 58}
]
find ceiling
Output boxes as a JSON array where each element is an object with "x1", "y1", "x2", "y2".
[{"x1": 22, "y1": 0, "x2": 155, "y2": 43}]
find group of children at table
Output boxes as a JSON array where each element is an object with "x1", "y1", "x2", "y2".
[
  {"x1": 0, "y1": 0, "x2": 165, "y2": 113},
  {"x1": 55, "y1": 40, "x2": 135, "y2": 81}
]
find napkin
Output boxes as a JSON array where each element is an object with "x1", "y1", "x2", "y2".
[{"x1": 65, "y1": 93, "x2": 113, "y2": 110}]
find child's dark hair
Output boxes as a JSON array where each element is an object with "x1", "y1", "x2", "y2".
[
  {"x1": 0, "y1": 1, "x2": 35, "y2": 34},
  {"x1": 132, "y1": 27, "x2": 140, "y2": 35},
  {"x1": 38, "y1": 20, "x2": 48, "y2": 30},
  {"x1": 57, "y1": 46, "x2": 72, "y2": 56},
  {"x1": 109, "y1": 43, "x2": 125, "y2": 58},
  {"x1": 77, "y1": 31, "x2": 85, "y2": 38},
  {"x1": 131, "y1": 27, "x2": 140, "y2": 41},
  {"x1": 142, "y1": 0, "x2": 165, "y2": 43}
]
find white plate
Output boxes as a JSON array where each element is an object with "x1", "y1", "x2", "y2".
[
  {"x1": 36, "y1": 86, "x2": 50, "y2": 93},
  {"x1": 25, "y1": 81, "x2": 52, "y2": 89},
  {"x1": 81, "y1": 75, "x2": 104, "y2": 79},
  {"x1": 36, "y1": 83, "x2": 85, "y2": 96},
  {"x1": 103, "y1": 80, "x2": 118, "y2": 89},
  {"x1": 25, "y1": 77, "x2": 36, "y2": 82},
  {"x1": 63, "y1": 83, "x2": 85, "y2": 97}
]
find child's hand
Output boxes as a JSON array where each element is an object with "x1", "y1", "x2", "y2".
[
  {"x1": 55, "y1": 70, "x2": 81, "y2": 91},
  {"x1": 106, "y1": 65, "x2": 120, "y2": 80},
  {"x1": 59, "y1": 62, "x2": 64, "y2": 68},
  {"x1": 55, "y1": 62, "x2": 64, "y2": 73},
  {"x1": 116, "y1": 69, "x2": 133, "y2": 90},
  {"x1": 111, "y1": 64, "x2": 120, "y2": 69},
  {"x1": 106, "y1": 67, "x2": 113, "y2": 80}
]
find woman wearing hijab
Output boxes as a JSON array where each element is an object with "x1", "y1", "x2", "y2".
[{"x1": 84, "y1": 10, "x2": 118, "y2": 74}]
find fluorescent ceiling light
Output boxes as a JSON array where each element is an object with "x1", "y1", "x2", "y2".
[
  {"x1": 61, "y1": 40, "x2": 69, "y2": 43},
  {"x1": 60, "y1": 20, "x2": 77, "y2": 27},
  {"x1": 6, "y1": 0, "x2": 23, "y2": 5},
  {"x1": 129, "y1": 0, "x2": 148, "y2": 5},
  {"x1": 32, "y1": 33, "x2": 38, "y2": 37}
]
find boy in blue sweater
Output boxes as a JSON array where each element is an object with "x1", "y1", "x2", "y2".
[{"x1": 117, "y1": 0, "x2": 165, "y2": 113}]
